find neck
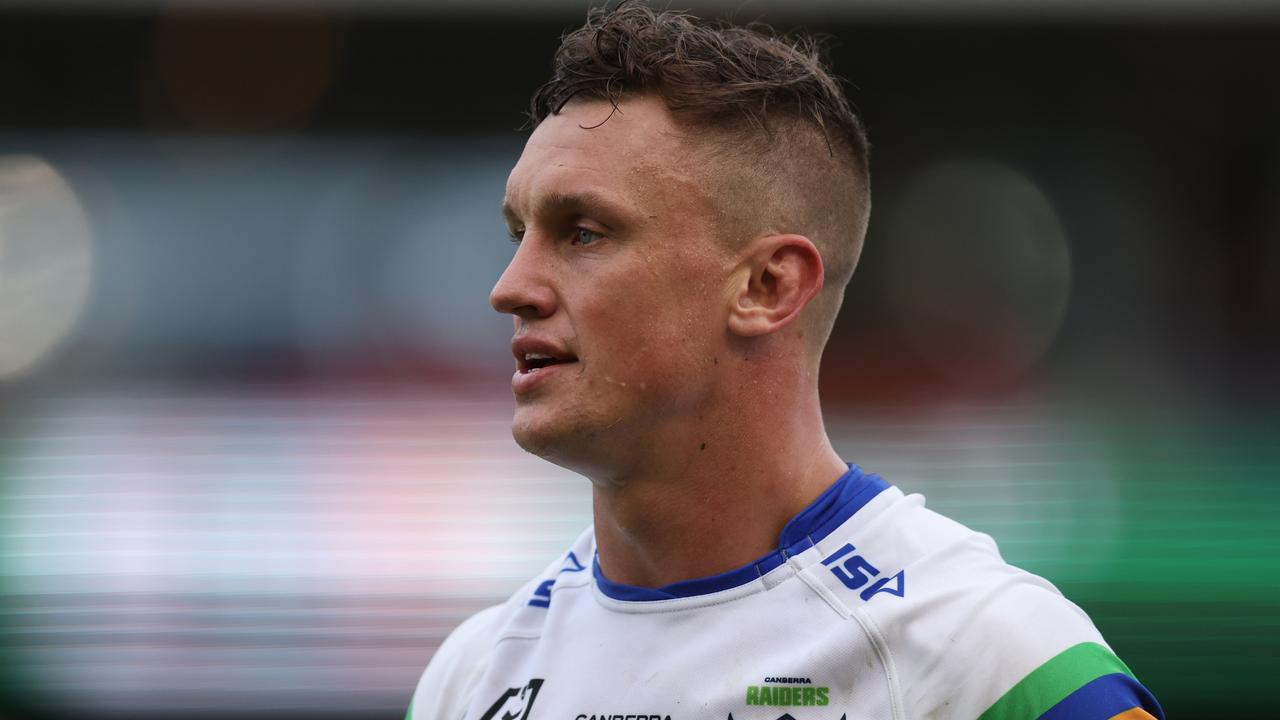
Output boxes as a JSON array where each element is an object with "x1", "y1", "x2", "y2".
[{"x1": 589, "y1": 375, "x2": 847, "y2": 590}]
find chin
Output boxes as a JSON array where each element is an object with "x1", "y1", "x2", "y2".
[
  {"x1": 510, "y1": 407, "x2": 615, "y2": 476},
  {"x1": 511, "y1": 407, "x2": 575, "y2": 457},
  {"x1": 510, "y1": 421, "x2": 556, "y2": 459}
]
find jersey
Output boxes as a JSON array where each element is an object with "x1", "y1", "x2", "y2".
[{"x1": 406, "y1": 465, "x2": 1163, "y2": 720}]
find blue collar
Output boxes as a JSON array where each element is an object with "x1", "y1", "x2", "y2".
[{"x1": 593, "y1": 464, "x2": 889, "y2": 601}]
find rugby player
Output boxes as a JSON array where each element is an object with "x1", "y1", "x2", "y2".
[{"x1": 408, "y1": 5, "x2": 1164, "y2": 719}]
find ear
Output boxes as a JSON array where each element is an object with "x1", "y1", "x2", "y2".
[{"x1": 726, "y1": 234, "x2": 825, "y2": 338}]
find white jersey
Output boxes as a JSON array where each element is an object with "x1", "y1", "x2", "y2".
[{"x1": 407, "y1": 466, "x2": 1162, "y2": 720}]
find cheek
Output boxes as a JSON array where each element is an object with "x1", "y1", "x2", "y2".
[
  {"x1": 668, "y1": 262, "x2": 727, "y2": 341},
  {"x1": 585, "y1": 277, "x2": 721, "y2": 387}
]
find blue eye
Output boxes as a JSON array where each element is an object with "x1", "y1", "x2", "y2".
[{"x1": 574, "y1": 228, "x2": 602, "y2": 246}]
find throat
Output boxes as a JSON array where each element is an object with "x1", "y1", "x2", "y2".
[
  {"x1": 589, "y1": 447, "x2": 850, "y2": 590},
  {"x1": 591, "y1": 474, "x2": 788, "y2": 590}
]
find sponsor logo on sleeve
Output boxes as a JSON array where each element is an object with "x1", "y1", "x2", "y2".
[
  {"x1": 820, "y1": 543, "x2": 905, "y2": 602},
  {"x1": 527, "y1": 552, "x2": 587, "y2": 608}
]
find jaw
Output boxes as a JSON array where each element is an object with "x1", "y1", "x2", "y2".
[
  {"x1": 509, "y1": 397, "x2": 641, "y2": 483},
  {"x1": 507, "y1": 340, "x2": 727, "y2": 481},
  {"x1": 511, "y1": 394, "x2": 721, "y2": 491},
  {"x1": 511, "y1": 394, "x2": 581, "y2": 455}
]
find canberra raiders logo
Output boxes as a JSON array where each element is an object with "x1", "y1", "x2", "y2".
[{"x1": 479, "y1": 679, "x2": 544, "y2": 720}]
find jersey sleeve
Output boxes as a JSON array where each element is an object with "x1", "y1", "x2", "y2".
[
  {"x1": 887, "y1": 558, "x2": 1164, "y2": 720},
  {"x1": 406, "y1": 604, "x2": 505, "y2": 720},
  {"x1": 977, "y1": 641, "x2": 1164, "y2": 720},
  {"x1": 854, "y1": 498, "x2": 1163, "y2": 720}
]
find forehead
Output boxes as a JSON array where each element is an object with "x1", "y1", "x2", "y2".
[{"x1": 504, "y1": 96, "x2": 698, "y2": 214}]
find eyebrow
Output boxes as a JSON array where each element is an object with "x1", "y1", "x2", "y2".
[{"x1": 501, "y1": 190, "x2": 627, "y2": 229}]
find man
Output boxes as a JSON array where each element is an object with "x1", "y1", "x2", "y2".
[{"x1": 408, "y1": 5, "x2": 1164, "y2": 719}]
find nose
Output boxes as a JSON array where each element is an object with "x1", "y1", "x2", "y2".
[{"x1": 490, "y1": 237, "x2": 557, "y2": 319}]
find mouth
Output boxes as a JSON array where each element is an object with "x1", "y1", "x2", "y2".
[{"x1": 518, "y1": 352, "x2": 579, "y2": 374}]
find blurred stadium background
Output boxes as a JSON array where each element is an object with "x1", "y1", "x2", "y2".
[{"x1": 1, "y1": 1, "x2": 1277, "y2": 718}]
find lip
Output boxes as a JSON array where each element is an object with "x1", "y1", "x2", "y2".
[
  {"x1": 511, "y1": 360, "x2": 579, "y2": 395},
  {"x1": 509, "y1": 336, "x2": 579, "y2": 396}
]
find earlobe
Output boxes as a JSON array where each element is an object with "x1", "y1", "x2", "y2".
[{"x1": 726, "y1": 235, "x2": 824, "y2": 338}]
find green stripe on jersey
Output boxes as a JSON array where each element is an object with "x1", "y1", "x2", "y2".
[
  {"x1": 977, "y1": 642, "x2": 1135, "y2": 720},
  {"x1": 404, "y1": 700, "x2": 413, "y2": 720}
]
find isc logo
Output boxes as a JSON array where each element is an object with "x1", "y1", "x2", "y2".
[{"x1": 820, "y1": 543, "x2": 906, "y2": 602}]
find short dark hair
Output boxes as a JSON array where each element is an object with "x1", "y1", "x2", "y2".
[
  {"x1": 529, "y1": 3, "x2": 872, "y2": 352},
  {"x1": 530, "y1": 3, "x2": 868, "y2": 173}
]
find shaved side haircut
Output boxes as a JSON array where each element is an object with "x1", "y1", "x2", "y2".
[{"x1": 529, "y1": 3, "x2": 872, "y2": 350}]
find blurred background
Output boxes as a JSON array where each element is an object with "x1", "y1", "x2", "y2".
[{"x1": 1, "y1": 1, "x2": 1277, "y2": 718}]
